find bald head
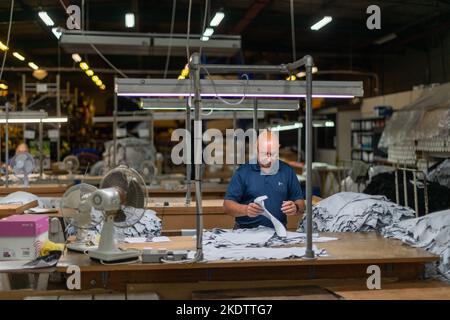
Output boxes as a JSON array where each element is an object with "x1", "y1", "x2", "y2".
[{"x1": 257, "y1": 130, "x2": 279, "y2": 169}]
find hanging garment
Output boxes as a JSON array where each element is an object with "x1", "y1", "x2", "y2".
[
  {"x1": 298, "y1": 192, "x2": 415, "y2": 233},
  {"x1": 381, "y1": 209, "x2": 450, "y2": 282}
]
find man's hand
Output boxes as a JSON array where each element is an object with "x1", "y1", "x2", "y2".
[
  {"x1": 281, "y1": 200, "x2": 299, "y2": 216},
  {"x1": 246, "y1": 203, "x2": 264, "y2": 217}
]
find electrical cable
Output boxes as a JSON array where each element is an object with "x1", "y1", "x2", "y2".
[
  {"x1": 289, "y1": 0, "x2": 296, "y2": 61},
  {"x1": 0, "y1": 0, "x2": 15, "y2": 82},
  {"x1": 186, "y1": 0, "x2": 193, "y2": 63},
  {"x1": 198, "y1": 0, "x2": 209, "y2": 58},
  {"x1": 163, "y1": 0, "x2": 177, "y2": 79}
]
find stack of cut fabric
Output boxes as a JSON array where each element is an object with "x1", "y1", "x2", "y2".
[
  {"x1": 427, "y1": 159, "x2": 450, "y2": 189},
  {"x1": 298, "y1": 192, "x2": 415, "y2": 233},
  {"x1": 381, "y1": 209, "x2": 450, "y2": 282}
]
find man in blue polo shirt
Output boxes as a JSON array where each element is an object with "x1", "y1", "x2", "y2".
[{"x1": 223, "y1": 130, "x2": 305, "y2": 229}]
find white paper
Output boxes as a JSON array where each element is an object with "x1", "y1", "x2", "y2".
[
  {"x1": 254, "y1": 195, "x2": 287, "y2": 237},
  {"x1": 124, "y1": 237, "x2": 147, "y2": 243}
]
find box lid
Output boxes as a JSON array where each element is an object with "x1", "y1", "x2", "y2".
[{"x1": 0, "y1": 214, "x2": 49, "y2": 237}]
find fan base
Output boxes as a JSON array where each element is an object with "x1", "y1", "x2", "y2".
[
  {"x1": 67, "y1": 243, "x2": 98, "y2": 253},
  {"x1": 88, "y1": 249, "x2": 140, "y2": 263}
]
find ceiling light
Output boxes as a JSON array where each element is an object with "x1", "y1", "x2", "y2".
[
  {"x1": 125, "y1": 13, "x2": 135, "y2": 28},
  {"x1": 28, "y1": 62, "x2": 39, "y2": 70},
  {"x1": 269, "y1": 123, "x2": 303, "y2": 132},
  {"x1": 79, "y1": 62, "x2": 89, "y2": 70},
  {"x1": 209, "y1": 11, "x2": 225, "y2": 27},
  {"x1": 42, "y1": 117, "x2": 68, "y2": 123},
  {"x1": 374, "y1": 33, "x2": 397, "y2": 45},
  {"x1": 52, "y1": 27, "x2": 62, "y2": 39},
  {"x1": 72, "y1": 53, "x2": 82, "y2": 62},
  {"x1": 38, "y1": 11, "x2": 55, "y2": 26},
  {"x1": 0, "y1": 42, "x2": 8, "y2": 51},
  {"x1": 0, "y1": 83, "x2": 8, "y2": 90},
  {"x1": 310, "y1": 16, "x2": 332, "y2": 31},
  {"x1": 200, "y1": 36, "x2": 210, "y2": 41},
  {"x1": 100, "y1": 84, "x2": 106, "y2": 90},
  {"x1": 203, "y1": 28, "x2": 214, "y2": 37},
  {"x1": 85, "y1": 69, "x2": 94, "y2": 76},
  {"x1": 92, "y1": 75, "x2": 99, "y2": 82},
  {"x1": 95, "y1": 79, "x2": 103, "y2": 86},
  {"x1": 12, "y1": 52, "x2": 25, "y2": 61}
]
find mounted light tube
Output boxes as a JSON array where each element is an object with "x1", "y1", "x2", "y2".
[
  {"x1": 38, "y1": 11, "x2": 55, "y2": 26},
  {"x1": 203, "y1": 28, "x2": 214, "y2": 37},
  {"x1": 72, "y1": 53, "x2": 82, "y2": 62},
  {"x1": 311, "y1": 16, "x2": 332, "y2": 31},
  {"x1": 210, "y1": 12, "x2": 225, "y2": 27},
  {"x1": 28, "y1": 62, "x2": 39, "y2": 70},
  {"x1": 0, "y1": 42, "x2": 8, "y2": 51},
  {"x1": 125, "y1": 13, "x2": 135, "y2": 28},
  {"x1": 13, "y1": 52, "x2": 25, "y2": 61},
  {"x1": 269, "y1": 123, "x2": 303, "y2": 131},
  {"x1": 79, "y1": 62, "x2": 89, "y2": 70},
  {"x1": 42, "y1": 117, "x2": 68, "y2": 123}
]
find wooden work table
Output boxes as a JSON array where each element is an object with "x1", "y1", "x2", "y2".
[
  {"x1": 53, "y1": 232, "x2": 439, "y2": 295},
  {"x1": 0, "y1": 184, "x2": 72, "y2": 197}
]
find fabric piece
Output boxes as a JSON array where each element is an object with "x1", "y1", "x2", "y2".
[
  {"x1": 298, "y1": 192, "x2": 415, "y2": 233},
  {"x1": 254, "y1": 195, "x2": 287, "y2": 237},
  {"x1": 381, "y1": 209, "x2": 450, "y2": 282},
  {"x1": 0, "y1": 191, "x2": 43, "y2": 208},
  {"x1": 427, "y1": 159, "x2": 450, "y2": 189},
  {"x1": 196, "y1": 227, "x2": 336, "y2": 261}
]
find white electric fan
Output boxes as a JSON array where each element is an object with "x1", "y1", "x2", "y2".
[
  {"x1": 140, "y1": 160, "x2": 158, "y2": 184},
  {"x1": 10, "y1": 152, "x2": 35, "y2": 187},
  {"x1": 63, "y1": 155, "x2": 80, "y2": 177},
  {"x1": 87, "y1": 165, "x2": 147, "y2": 262},
  {"x1": 61, "y1": 183, "x2": 103, "y2": 252}
]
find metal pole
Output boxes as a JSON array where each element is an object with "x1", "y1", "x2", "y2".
[
  {"x1": 413, "y1": 171, "x2": 419, "y2": 217},
  {"x1": 253, "y1": 99, "x2": 258, "y2": 133},
  {"x1": 185, "y1": 98, "x2": 192, "y2": 205},
  {"x1": 395, "y1": 167, "x2": 400, "y2": 205},
  {"x1": 233, "y1": 111, "x2": 237, "y2": 172},
  {"x1": 403, "y1": 165, "x2": 408, "y2": 208},
  {"x1": 56, "y1": 74, "x2": 61, "y2": 162},
  {"x1": 39, "y1": 120, "x2": 43, "y2": 179},
  {"x1": 190, "y1": 52, "x2": 203, "y2": 261},
  {"x1": 22, "y1": 74, "x2": 26, "y2": 141},
  {"x1": 304, "y1": 55, "x2": 315, "y2": 260},
  {"x1": 297, "y1": 114, "x2": 302, "y2": 163},
  {"x1": 113, "y1": 76, "x2": 118, "y2": 167},
  {"x1": 5, "y1": 102, "x2": 9, "y2": 187}
]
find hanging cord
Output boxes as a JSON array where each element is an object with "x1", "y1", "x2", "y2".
[
  {"x1": 200, "y1": 66, "x2": 249, "y2": 106},
  {"x1": 58, "y1": 0, "x2": 127, "y2": 78},
  {"x1": 198, "y1": 0, "x2": 209, "y2": 58},
  {"x1": 290, "y1": 0, "x2": 296, "y2": 61},
  {"x1": 186, "y1": 0, "x2": 193, "y2": 62},
  {"x1": 0, "y1": 0, "x2": 14, "y2": 82},
  {"x1": 163, "y1": 0, "x2": 177, "y2": 79}
]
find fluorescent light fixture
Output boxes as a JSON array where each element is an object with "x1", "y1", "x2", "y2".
[
  {"x1": 42, "y1": 117, "x2": 68, "y2": 123},
  {"x1": 374, "y1": 33, "x2": 397, "y2": 45},
  {"x1": 141, "y1": 99, "x2": 300, "y2": 111},
  {"x1": 125, "y1": 13, "x2": 135, "y2": 28},
  {"x1": 296, "y1": 66, "x2": 318, "y2": 78},
  {"x1": 28, "y1": 62, "x2": 39, "y2": 70},
  {"x1": 310, "y1": 16, "x2": 332, "y2": 31},
  {"x1": 203, "y1": 27, "x2": 214, "y2": 37},
  {"x1": 95, "y1": 79, "x2": 103, "y2": 86},
  {"x1": 85, "y1": 69, "x2": 94, "y2": 76},
  {"x1": 312, "y1": 120, "x2": 335, "y2": 127},
  {"x1": 117, "y1": 79, "x2": 364, "y2": 99},
  {"x1": 38, "y1": 11, "x2": 55, "y2": 26},
  {"x1": 210, "y1": 12, "x2": 225, "y2": 27},
  {"x1": 270, "y1": 123, "x2": 303, "y2": 132},
  {"x1": 200, "y1": 36, "x2": 210, "y2": 41},
  {"x1": 52, "y1": 27, "x2": 62, "y2": 39},
  {"x1": 100, "y1": 84, "x2": 106, "y2": 90},
  {"x1": 0, "y1": 41, "x2": 8, "y2": 51},
  {"x1": 72, "y1": 53, "x2": 82, "y2": 62},
  {"x1": 12, "y1": 52, "x2": 25, "y2": 61},
  {"x1": 0, "y1": 83, "x2": 8, "y2": 90},
  {"x1": 92, "y1": 75, "x2": 99, "y2": 82},
  {"x1": 79, "y1": 62, "x2": 89, "y2": 70}
]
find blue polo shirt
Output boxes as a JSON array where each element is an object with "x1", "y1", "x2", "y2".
[{"x1": 224, "y1": 160, "x2": 303, "y2": 228}]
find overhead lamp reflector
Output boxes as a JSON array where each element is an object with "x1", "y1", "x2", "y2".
[
  {"x1": 210, "y1": 12, "x2": 225, "y2": 27},
  {"x1": 38, "y1": 11, "x2": 55, "y2": 26},
  {"x1": 310, "y1": 16, "x2": 332, "y2": 31},
  {"x1": 0, "y1": 42, "x2": 9, "y2": 51},
  {"x1": 12, "y1": 52, "x2": 25, "y2": 61},
  {"x1": 125, "y1": 13, "x2": 135, "y2": 28},
  {"x1": 52, "y1": 27, "x2": 62, "y2": 39},
  {"x1": 72, "y1": 53, "x2": 82, "y2": 62},
  {"x1": 203, "y1": 28, "x2": 214, "y2": 37},
  {"x1": 28, "y1": 62, "x2": 39, "y2": 70},
  {"x1": 79, "y1": 62, "x2": 89, "y2": 70}
]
